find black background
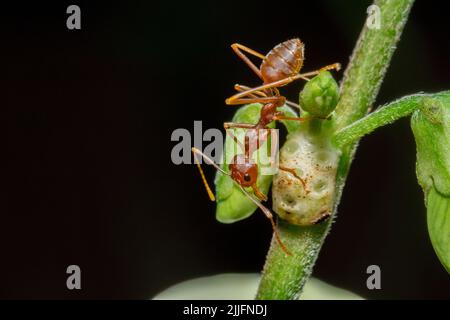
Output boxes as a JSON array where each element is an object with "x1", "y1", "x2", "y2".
[{"x1": 2, "y1": 0, "x2": 450, "y2": 299}]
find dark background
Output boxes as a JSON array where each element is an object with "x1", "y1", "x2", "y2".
[{"x1": 2, "y1": 0, "x2": 450, "y2": 299}]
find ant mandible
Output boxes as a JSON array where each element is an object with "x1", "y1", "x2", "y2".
[
  {"x1": 191, "y1": 145, "x2": 291, "y2": 256},
  {"x1": 224, "y1": 38, "x2": 341, "y2": 129}
]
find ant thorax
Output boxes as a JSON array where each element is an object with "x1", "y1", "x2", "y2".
[{"x1": 272, "y1": 129, "x2": 341, "y2": 226}]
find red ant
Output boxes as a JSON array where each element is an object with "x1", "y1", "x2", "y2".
[
  {"x1": 191, "y1": 143, "x2": 291, "y2": 255},
  {"x1": 223, "y1": 38, "x2": 341, "y2": 189},
  {"x1": 224, "y1": 38, "x2": 340, "y2": 129},
  {"x1": 191, "y1": 40, "x2": 340, "y2": 255}
]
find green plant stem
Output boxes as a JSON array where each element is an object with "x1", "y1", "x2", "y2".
[
  {"x1": 256, "y1": 0, "x2": 414, "y2": 300},
  {"x1": 333, "y1": 93, "x2": 426, "y2": 148}
]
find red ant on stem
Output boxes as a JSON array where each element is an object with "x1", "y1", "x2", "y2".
[{"x1": 191, "y1": 39, "x2": 341, "y2": 255}]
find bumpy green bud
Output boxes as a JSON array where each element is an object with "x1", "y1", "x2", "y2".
[
  {"x1": 411, "y1": 93, "x2": 450, "y2": 273},
  {"x1": 215, "y1": 104, "x2": 300, "y2": 223},
  {"x1": 299, "y1": 71, "x2": 340, "y2": 118},
  {"x1": 272, "y1": 128, "x2": 340, "y2": 226}
]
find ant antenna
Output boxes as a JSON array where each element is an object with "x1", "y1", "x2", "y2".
[
  {"x1": 285, "y1": 100, "x2": 301, "y2": 110},
  {"x1": 192, "y1": 147, "x2": 229, "y2": 201},
  {"x1": 238, "y1": 185, "x2": 291, "y2": 256},
  {"x1": 225, "y1": 129, "x2": 246, "y2": 155},
  {"x1": 298, "y1": 63, "x2": 342, "y2": 79}
]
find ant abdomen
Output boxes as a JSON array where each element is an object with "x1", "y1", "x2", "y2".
[{"x1": 260, "y1": 38, "x2": 304, "y2": 84}]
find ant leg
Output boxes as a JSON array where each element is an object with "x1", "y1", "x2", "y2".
[
  {"x1": 224, "y1": 122, "x2": 255, "y2": 130},
  {"x1": 234, "y1": 84, "x2": 267, "y2": 99},
  {"x1": 299, "y1": 62, "x2": 341, "y2": 78},
  {"x1": 311, "y1": 211, "x2": 331, "y2": 225},
  {"x1": 235, "y1": 84, "x2": 301, "y2": 109},
  {"x1": 231, "y1": 43, "x2": 265, "y2": 80},
  {"x1": 226, "y1": 76, "x2": 308, "y2": 105},
  {"x1": 285, "y1": 100, "x2": 301, "y2": 109},
  {"x1": 228, "y1": 84, "x2": 288, "y2": 107},
  {"x1": 192, "y1": 147, "x2": 228, "y2": 174},
  {"x1": 224, "y1": 127, "x2": 247, "y2": 156},
  {"x1": 227, "y1": 63, "x2": 341, "y2": 105},
  {"x1": 320, "y1": 62, "x2": 341, "y2": 72},
  {"x1": 276, "y1": 111, "x2": 331, "y2": 123},
  {"x1": 225, "y1": 127, "x2": 269, "y2": 160},
  {"x1": 237, "y1": 184, "x2": 291, "y2": 256},
  {"x1": 238, "y1": 85, "x2": 300, "y2": 109},
  {"x1": 273, "y1": 110, "x2": 307, "y2": 122},
  {"x1": 273, "y1": 114, "x2": 307, "y2": 122},
  {"x1": 279, "y1": 165, "x2": 309, "y2": 192},
  {"x1": 191, "y1": 148, "x2": 230, "y2": 201},
  {"x1": 225, "y1": 93, "x2": 280, "y2": 105},
  {"x1": 251, "y1": 184, "x2": 268, "y2": 202}
]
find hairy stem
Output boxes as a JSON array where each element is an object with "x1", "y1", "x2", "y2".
[
  {"x1": 333, "y1": 93, "x2": 426, "y2": 148},
  {"x1": 256, "y1": 0, "x2": 415, "y2": 300}
]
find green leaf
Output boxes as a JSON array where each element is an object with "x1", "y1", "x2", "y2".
[
  {"x1": 214, "y1": 103, "x2": 300, "y2": 223},
  {"x1": 427, "y1": 187, "x2": 450, "y2": 273}
]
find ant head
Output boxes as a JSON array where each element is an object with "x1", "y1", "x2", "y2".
[
  {"x1": 192, "y1": 147, "x2": 290, "y2": 255},
  {"x1": 229, "y1": 154, "x2": 258, "y2": 187}
]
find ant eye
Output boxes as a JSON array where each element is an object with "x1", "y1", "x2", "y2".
[{"x1": 243, "y1": 173, "x2": 251, "y2": 182}]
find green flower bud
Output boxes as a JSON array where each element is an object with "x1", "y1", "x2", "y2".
[
  {"x1": 299, "y1": 71, "x2": 339, "y2": 118},
  {"x1": 411, "y1": 93, "x2": 450, "y2": 273},
  {"x1": 215, "y1": 103, "x2": 299, "y2": 223}
]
